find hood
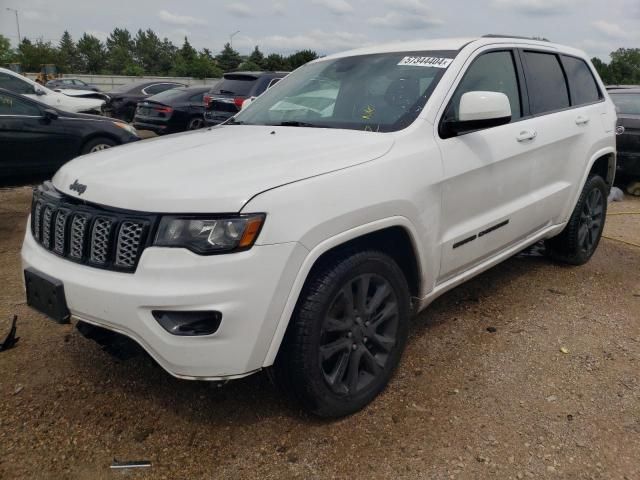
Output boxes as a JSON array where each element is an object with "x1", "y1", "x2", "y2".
[
  {"x1": 52, "y1": 125, "x2": 395, "y2": 213},
  {"x1": 43, "y1": 90, "x2": 105, "y2": 113}
]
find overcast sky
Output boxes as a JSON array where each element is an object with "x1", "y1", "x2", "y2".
[{"x1": 1, "y1": 0, "x2": 638, "y2": 60}]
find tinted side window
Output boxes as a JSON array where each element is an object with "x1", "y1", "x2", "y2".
[
  {"x1": 522, "y1": 51, "x2": 570, "y2": 114},
  {"x1": 445, "y1": 50, "x2": 522, "y2": 123},
  {"x1": 0, "y1": 92, "x2": 41, "y2": 116},
  {"x1": 0, "y1": 73, "x2": 34, "y2": 94},
  {"x1": 146, "y1": 83, "x2": 178, "y2": 95},
  {"x1": 562, "y1": 56, "x2": 601, "y2": 106}
]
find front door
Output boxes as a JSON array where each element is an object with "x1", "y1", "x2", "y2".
[{"x1": 434, "y1": 49, "x2": 544, "y2": 282}]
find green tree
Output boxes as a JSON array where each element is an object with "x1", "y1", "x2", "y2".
[
  {"x1": 134, "y1": 29, "x2": 169, "y2": 75},
  {"x1": 263, "y1": 53, "x2": 289, "y2": 71},
  {"x1": 17, "y1": 38, "x2": 58, "y2": 72},
  {"x1": 247, "y1": 46, "x2": 265, "y2": 69},
  {"x1": 77, "y1": 34, "x2": 106, "y2": 73},
  {"x1": 106, "y1": 28, "x2": 136, "y2": 75},
  {"x1": 591, "y1": 57, "x2": 612, "y2": 84},
  {"x1": 57, "y1": 31, "x2": 79, "y2": 73},
  {"x1": 608, "y1": 48, "x2": 640, "y2": 85},
  {"x1": 0, "y1": 34, "x2": 15, "y2": 65},
  {"x1": 286, "y1": 49, "x2": 318, "y2": 70},
  {"x1": 216, "y1": 42, "x2": 242, "y2": 72},
  {"x1": 237, "y1": 60, "x2": 262, "y2": 71}
]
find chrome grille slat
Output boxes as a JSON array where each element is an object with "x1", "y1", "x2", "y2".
[
  {"x1": 53, "y1": 209, "x2": 70, "y2": 254},
  {"x1": 115, "y1": 221, "x2": 145, "y2": 268},
  {"x1": 69, "y1": 215, "x2": 88, "y2": 260},
  {"x1": 30, "y1": 188, "x2": 149, "y2": 273},
  {"x1": 90, "y1": 217, "x2": 113, "y2": 264},
  {"x1": 41, "y1": 205, "x2": 54, "y2": 249},
  {"x1": 33, "y1": 201, "x2": 43, "y2": 241}
]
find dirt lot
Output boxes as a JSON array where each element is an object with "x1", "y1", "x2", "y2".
[{"x1": 0, "y1": 186, "x2": 638, "y2": 480}]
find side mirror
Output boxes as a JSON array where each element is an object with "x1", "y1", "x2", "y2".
[
  {"x1": 35, "y1": 88, "x2": 46, "y2": 96},
  {"x1": 43, "y1": 108, "x2": 59, "y2": 121},
  {"x1": 441, "y1": 91, "x2": 511, "y2": 138}
]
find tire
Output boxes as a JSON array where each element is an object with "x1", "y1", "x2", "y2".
[
  {"x1": 81, "y1": 137, "x2": 117, "y2": 154},
  {"x1": 545, "y1": 175, "x2": 608, "y2": 265},
  {"x1": 187, "y1": 116, "x2": 205, "y2": 130},
  {"x1": 275, "y1": 250, "x2": 410, "y2": 418}
]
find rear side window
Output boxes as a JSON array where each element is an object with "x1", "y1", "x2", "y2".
[
  {"x1": 211, "y1": 76, "x2": 257, "y2": 96},
  {"x1": 562, "y1": 56, "x2": 601, "y2": 106},
  {"x1": 145, "y1": 83, "x2": 180, "y2": 95},
  {"x1": 522, "y1": 51, "x2": 570, "y2": 115},
  {"x1": 0, "y1": 73, "x2": 34, "y2": 94}
]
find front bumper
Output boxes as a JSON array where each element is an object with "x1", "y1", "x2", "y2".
[{"x1": 22, "y1": 226, "x2": 307, "y2": 379}]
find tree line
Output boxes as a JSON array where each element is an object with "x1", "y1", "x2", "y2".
[
  {"x1": 591, "y1": 48, "x2": 640, "y2": 85},
  {"x1": 0, "y1": 28, "x2": 319, "y2": 78}
]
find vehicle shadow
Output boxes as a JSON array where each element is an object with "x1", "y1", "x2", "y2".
[{"x1": 66, "y1": 242, "x2": 557, "y2": 427}]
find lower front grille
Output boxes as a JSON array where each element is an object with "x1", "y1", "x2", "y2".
[{"x1": 31, "y1": 184, "x2": 154, "y2": 273}]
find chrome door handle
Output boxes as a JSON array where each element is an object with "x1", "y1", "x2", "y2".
[
  {"x1": 575, "y1": 115, "x2": 590, "y2": 125},
  {"x1": 516, "y1": 130, "x2": 537, "y2": 142}
]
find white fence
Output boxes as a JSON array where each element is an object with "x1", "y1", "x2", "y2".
[{"x1": 25, "y1": 73, "x2": 220, "y2": 92}]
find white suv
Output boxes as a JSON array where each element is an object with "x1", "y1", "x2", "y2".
[{"x1": 22, "y1": 36, "x2": 616, "y2": 417}]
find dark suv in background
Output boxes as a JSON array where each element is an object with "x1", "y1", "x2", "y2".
[
  {"x1": 607, "y1": 86, "x2": 640, "y2": 179},
  {"x1": 204, "y1": 71, "x2": 288, "y2": 126}
]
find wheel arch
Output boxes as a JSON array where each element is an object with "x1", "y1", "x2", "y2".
[
  {"x1": 78, "y1": 133, "x2": 121, "y2": 155},
  {"x1": 263, "y1": 217, "x2": 423, "y2": 367}
]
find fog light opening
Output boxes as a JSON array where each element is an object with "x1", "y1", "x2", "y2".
[{"x1": 152, "y1": 310, "x2": 222, "y2": 336}]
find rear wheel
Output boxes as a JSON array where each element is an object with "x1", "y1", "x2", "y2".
[
  {"x1": 81, "y1": 137, "x2": 117, "y2": 154},
  {"x1": 275, "y1": 250, "x2": 410, "y2": 418},
  {"x1": 546, "y1": 175, "x2": 608, "y2": 265},
  {"x1": 187, "y1": 117, "x2": 204, "y2": 130}
]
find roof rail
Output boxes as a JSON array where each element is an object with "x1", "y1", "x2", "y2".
[{"x1": 482, "y1": 34, "x2": 550, "y2": 42}]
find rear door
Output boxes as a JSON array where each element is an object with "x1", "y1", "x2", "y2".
[
  {"x1": 520, "y1": 51, "x2": 607, "y2": 224},
  {"x1": 435, "y1": 49, "x2": 544, "y2": 281}
]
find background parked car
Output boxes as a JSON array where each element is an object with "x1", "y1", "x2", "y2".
[
  {"x1": 204, "y1": 71, "x2": 288, "y2": 126},
  {"x1": 46, "y1": 78, "x2": 101, "y2": 92},
  {"x1": 0, "y1": 88, "x2": 139, "y2": 179},
  {"x1": 0, "y1": 67, "x2": 105, "y2": 113},
  {"x1": 102, "y1": 81, "x2": 186, "y2": 122},
  {"x1": 133, "y1": 86, "x2": 210, "y2": 135},
  {"x1": 607, "y1": 86, "x2": 640, "y2": 180}
]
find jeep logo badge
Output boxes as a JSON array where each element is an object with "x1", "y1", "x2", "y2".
[{"x1": 69, "y1": 179, "x2": 87, "y2": 195}]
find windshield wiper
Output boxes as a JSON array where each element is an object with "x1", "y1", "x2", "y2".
[
  {"x1": 274, "y1": 121, "x2": 326, "y2": 128},
  {"x1": 224, "y1": 118, "x2": 245, "y2": 125}
]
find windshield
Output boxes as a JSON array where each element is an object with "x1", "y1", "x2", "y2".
[
  {"x1": 610, "y1": 93, "x2": 640, "y2": 115},
  {"x1": 233, "y1": 51, "x2": 456, "y2": 132}
]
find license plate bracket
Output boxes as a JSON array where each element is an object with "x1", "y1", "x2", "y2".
[{"x1": 24, "y1": 268, "x2": 70, "y2": 324}]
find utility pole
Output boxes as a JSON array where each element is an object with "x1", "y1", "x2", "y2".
[
  {"x1": 6, "y1": 8, "x2": 21, "y2": 44},
  {"x1": 230, "y1": 30, "x2": 240, "y2": 48}
]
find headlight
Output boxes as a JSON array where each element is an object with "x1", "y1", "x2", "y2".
[
  {"x1": 154, "y1": 214, "x2": 265, "y2": 254},
  {"x1": 113, "y1": 121, "x2": 138, "y2": 136}
]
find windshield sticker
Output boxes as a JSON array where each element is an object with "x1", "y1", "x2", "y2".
[
  {"x1": 361, "y1": 105, "x2": 376, "y2": 120},
  {"x1": 398, "y1": 56, "x2": 452, "y2": 68}
]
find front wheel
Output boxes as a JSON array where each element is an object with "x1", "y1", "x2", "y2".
[
  {"x1": 81, "y1": 137, "x2": 117, "y2": 154},
  {"x1": 546, "y1": 175, "x2": 608, "y2": 265},
  {"x1": 275, "y1": 250, "x2": 410, "y2": 418}
]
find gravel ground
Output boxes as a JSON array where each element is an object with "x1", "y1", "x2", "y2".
[{"x1": 0, "y1": 186, "x2": 638, "y2": 480}]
